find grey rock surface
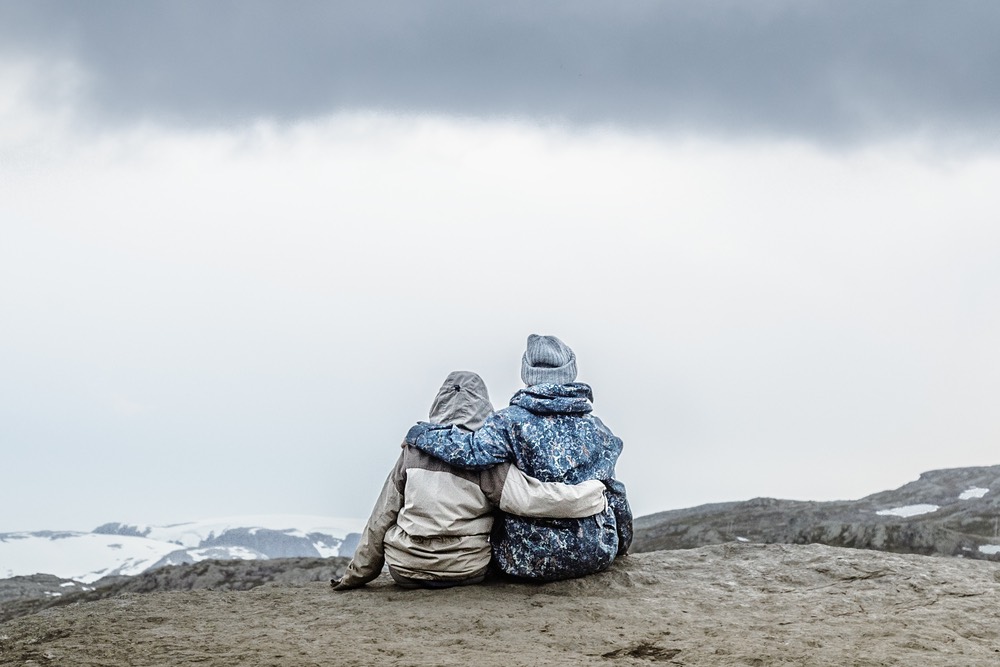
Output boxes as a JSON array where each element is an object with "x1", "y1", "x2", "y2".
[
  {"x1": 633, "y1": 465, "x2": 1000, "y2": 558},
  {"x1": 0, "y1": 557, "x2": 349, "y2": 624},
  {"x1": 2, "y1": 544, "x2": 999, "y2": 666}
]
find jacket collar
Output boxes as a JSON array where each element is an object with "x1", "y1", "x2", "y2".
[{"x1": 510, "y1": 383, "x2": 594, "y2": 416}]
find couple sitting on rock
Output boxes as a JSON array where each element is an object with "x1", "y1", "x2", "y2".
[{"x1": 333, "y1": 334, "x2": 631, "y2": 590}]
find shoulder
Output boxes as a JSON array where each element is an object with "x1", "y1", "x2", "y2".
[
  {"x1": 497, "y1": 405, "x2": 531, "y2": 421},
  {"x1": 403, "y1": 445, "x2": 452, "y2": 471},
  {"x1": 401, "y1": 445, "x2": 480, "y2": 483},
  {"x1": 480, "y1": 406, "x2": 532, "y2": 431}
]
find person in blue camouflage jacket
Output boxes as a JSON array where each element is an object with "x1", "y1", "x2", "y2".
[{"x1": 406, "y1": 334, "x2": 632, "y2": 581}]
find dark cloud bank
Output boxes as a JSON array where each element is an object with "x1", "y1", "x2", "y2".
[{"x1": 3, "y1": 0, "x2": 1000, "y2": 143}]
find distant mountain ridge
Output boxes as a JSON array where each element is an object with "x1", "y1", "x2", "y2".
[
  {"x1": 632, "y1": 464, "x2": 1000, "y2": 559},
  {"x1": 0, "y1": 515, "x2": 364, "y2": 584},
  {"x1": 5, "y1": 465, "x2": 998, "y2": 593}
]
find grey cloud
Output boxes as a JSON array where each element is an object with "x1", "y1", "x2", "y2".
[{"x1": 3, "y1": 0, "x2": 1000, "y2": 143}]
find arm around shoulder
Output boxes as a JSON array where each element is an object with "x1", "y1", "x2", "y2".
[
  {"x1": 405, "y1": 415, "x2": 512, "y2": 469},
  {"x1": 490, "y1": 465, "x2": 608, "y2": 519}
]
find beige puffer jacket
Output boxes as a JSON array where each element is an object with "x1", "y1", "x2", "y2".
[{"x1": 336, "y1": 371, "x2": 607, "y2": 587}]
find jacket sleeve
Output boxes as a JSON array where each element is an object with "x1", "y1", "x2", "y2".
[
  {"x1": 481, "y1": 464, "x2": 608, "y2": 519},
  {"x1": 334, "y1": 453, "x2": 405, "y2": 590},
  {"x1": 604, "y1": 477, "x2": 633, "y2": 556},
  {"x1": 405, "y1": 414, "x2": 512, "y2": 469}
]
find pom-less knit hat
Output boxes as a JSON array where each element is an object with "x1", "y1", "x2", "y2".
[{"x1": 521, "y1": 334, "x2": 577, "y2": 386}]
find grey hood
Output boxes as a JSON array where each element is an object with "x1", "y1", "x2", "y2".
[{"x1": 428, "y1": 371, "x2": 494, "y2": 431}]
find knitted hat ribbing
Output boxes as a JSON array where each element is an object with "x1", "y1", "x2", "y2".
[{"x1": 521, "y1": 334, "x2": 577, "y2": 386}]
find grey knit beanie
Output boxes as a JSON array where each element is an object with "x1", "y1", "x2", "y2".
[{"x1": 521, "y1": 334, "x2": 577, "y2": 386}]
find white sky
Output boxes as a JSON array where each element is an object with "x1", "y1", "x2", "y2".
[{"x1": 2, "y1": 6, "x2": 999, "y2": 532}]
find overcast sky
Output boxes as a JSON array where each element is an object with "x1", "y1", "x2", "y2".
[{"x1": 2, "y1": 1, "x2": 999, "y2": 533}]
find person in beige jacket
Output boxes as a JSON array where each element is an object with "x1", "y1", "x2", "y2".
[{"x1": 333, "y1": 370, "x2": 608, "y2": 590}]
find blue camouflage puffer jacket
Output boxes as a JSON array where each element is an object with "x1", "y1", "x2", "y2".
[{"x1": 406, "y1": 382, "x2": 632, "y2": 581}]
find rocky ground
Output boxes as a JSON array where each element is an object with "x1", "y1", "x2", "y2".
[
  {"x1": 0, "y1": 557, "x2": 350, "y2": 624},
  {"x1": 632, "y1": 465, "x2": 1000, "y2": 558},
  {"x1": 3, "y1": 544, "x2": 1000, "y2": 666}
]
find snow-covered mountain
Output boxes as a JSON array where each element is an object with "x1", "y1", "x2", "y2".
[{"x1": 0, "y1": 515, "x2": 364, "y2": 584}]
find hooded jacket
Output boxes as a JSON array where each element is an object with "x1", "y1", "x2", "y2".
[
  {"x1": 336, "y1": 372, "x2": 608, "y2": 588},
  {"x1": 405, "y1": 382, "x2": 632, "y2": 581}
]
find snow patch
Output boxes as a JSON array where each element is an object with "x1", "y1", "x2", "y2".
[
  {"x1": 312, "y1": 540, "x2": 342, "y2": 558},
  {"x1": 978, "y1": 545, "x2": 1000, "y2": 555},
  {"x1": 959, "y1": 487, "x2": 989, "y2": 500},
  {"x1": 736, "y1": 537, "x2": 749, "y2": 543},
  {"x1": 876, "y1": 504, "x2": 939, "y2": 518},
  {"x1": 187, "y1": 546, "x2": 265, "y2": 562}
]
